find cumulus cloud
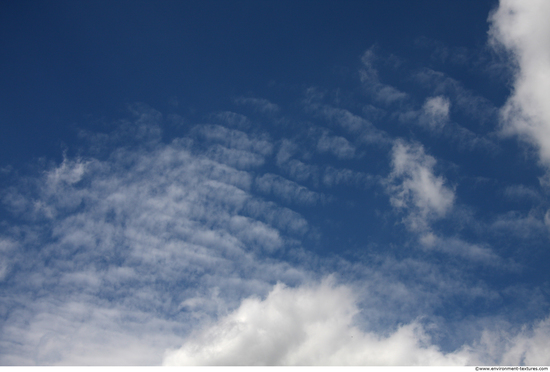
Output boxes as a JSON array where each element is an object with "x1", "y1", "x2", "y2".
[
  {"x1": 471, "y1": 316, "x2": 550, "y2": 365},
  {"x1": 163, "y1": 279, "x2": 472, "y2": 366},
  {"x1": 502, "y1": 317, "x2": 550, "y2": 365},
  {"x1": 164, "y1": 277, "x2": 550, "y2": 366},
  {"x1": 489, "y1": 0, "x2": 550, "y2": 167}
]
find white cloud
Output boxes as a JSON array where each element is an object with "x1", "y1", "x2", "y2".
[
  {"x1": 398, "y1": 96, "x2": 450, "y2": 133},
  {"x1": 400, "y1": 71, "x2": 499, "y2": 153},
  {"x1": 413, "y1": 69, "x2": 497, "y2": 125},
  {"x1": 360, "y1": 48, "x2": 409, "y2": 105},
  {"x1": 208, "y1": 111, "x2": 251, "y2": 130},
  {"x1": 473, "y1": 317, "x2": 550, "y2": 365},
  {"x1": 274, "y1": 142, "x2": 320, "y2": 186},
  {"x1": 0, "y1": 296, "x2": 186, "y2": 365},
  {"x1": 0, "y1": 113, "x2": 313, "y2": 364},
  {"x1": 420, "y1": 96, "x2": 451, "y2": 129},
  {"x1": 385, "y1": 140, "x2": 455, "y2": 232},
  {"x1": 302, "y1": 91, "x2": 390, "y2": 146},
  {"x1": 255, "y1": 173, "x2": 322, "y2": 206},
  {"x1": 164, "y1": 277, "x2": 550, "y2": 366},
  {"x1": 491, "y1": 210, "x2": 548, "y2": 239},
  {"x1": 384, "y1": 143, "x2": 505, "y2": 265},
  {"x1": 0, "y1": 238, "x2": 17, "y2": 281},
  {"x1": 322, "y1": 166, "x2": 374, "y2": 188},
  {"x1": 205, "y1": 144, "x2": 266, "y2": 169},
  {"x1": 504, "y1": 317, "x2": 550, "y2": 365},
  {"x1": 235, "y1": 97, "x2": 280, "y2": 114},
  {"x1": 489, "y1": 0, "x2": 550, "y2": 167},
  {"x1": 192, "y1": 124, "x2": 273, "y2": 157},
  {"x1": 316, "y1": 132, "x2": 356, "y2": 159},
  {"x1": 275, "y1": 139, "x2": 298, "y2": 166},
  {"x1": 163, "y1": 278, "x2": 473, "y2": 366},
  {"x1": 419, "y1": 233, "x2": 505, "y2": 266},
  {"x1": 503, "y1": 184, "x2": 541, "y2": 202}
]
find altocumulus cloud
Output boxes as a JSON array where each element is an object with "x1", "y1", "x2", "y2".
[
  {"x1": 0, "y1": 101, "x2": 547, "y2": 365},
  {"x1": 0, "y1": 108, "x2": 312, "y2": 364}
]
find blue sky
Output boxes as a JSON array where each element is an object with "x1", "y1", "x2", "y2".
[{"x1": 1, "y1": 0, "x2": 550, "y2": 365}]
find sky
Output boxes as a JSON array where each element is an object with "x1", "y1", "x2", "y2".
[{"x1": 1, "y1": 0, "x2": 550, "y2": 366}]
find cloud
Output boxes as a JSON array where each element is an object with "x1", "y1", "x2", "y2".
[
  {"x1": 316, "y1": 131, "x2": 356, "y2": 159},
  {"x1": 500, "y1": 317, "x2": 550, "y2": 365},
  {"x1": 192, "y1": 124, "x2": 273, "y2": 157},
  {"x1": 0, "y1": 238, "x2": 18, "y2": 281},
  {"x1": 1, "y1": 35, "x2": 549, "y2": 365},
  {"x1": 164, "y1": 274, "x2": 550, "y2": 366},
  {"x1": 420, "y1": 96, "x2": 451, "y2": 129},
  {"x1": 360, "y1": 48, "x2": 409, "y2": 105},
  {"x1": 207, "y1": 111, "x2": 251, "y2": 130},
  {"x1": 163, "y1": 278, "x2": 473, "y2": 366},
  {"x1": 469, "y1": 316, "x2": 550, "y2": 365},
  {"x1": 1, "y1": 295, "x2": 186, "y2": 365},
  {"x1": 303, "y1": 88, "x2": 390, "y2": 147},
  {"x1": 0, "y1": 110, "x2": 313, "y2": 364},
  {"x1": 205, "y1": 145, "x2": 266, "y2": 169},
  {"x1": 419, "y1": 233, "x2": 505, "y2": 266},
  {"x1": 397, "y1": 94, "x2": 497, "y2": 153},
  {"x1": 414, "y1": 37, "x2": 471, "y2": 66},
  {"x1": 385, "y1": 140, "x2": 455, "y2": 232},
  {"x1": 503, "y1": 184, "x2": 541, "y2": 202},
  {"x1": 413, "y1": 69, "x2": 498, "y2": 126},
  {"x1": 490, "y1": 210, "x2": 549, "y2": 240},
  {"x1": 489, "y1": 0, "x2": 550, "y2": 167},
  {"x1": 398, "y1": 95, "x2": 451, "y2": 132},
  {"x1": 322, "y1": 166, "x2": 374, "y2": 188},
  {"x1": 274, "y1": 141, "x2": 320, "y2": 186},
  {"x1": 235, "y1": 97, "x2": 280, "y2": 114},
  {"x1": 255, "y1": 173, "x2": 322, "y2": 206}
]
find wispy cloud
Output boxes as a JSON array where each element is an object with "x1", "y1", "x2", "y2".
[
  {"x1": 385, "y1": 140, "x2": 455, "y2": 232},
  {"x1": 235, "y1": 97, "x2": 280, "y2": 114},
  {"x1": 360, "y1": 47, "x2": 409, "y2": 105},
  {"x1": 0, "y1": 110, "x2": 313, "y2": 364}
]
